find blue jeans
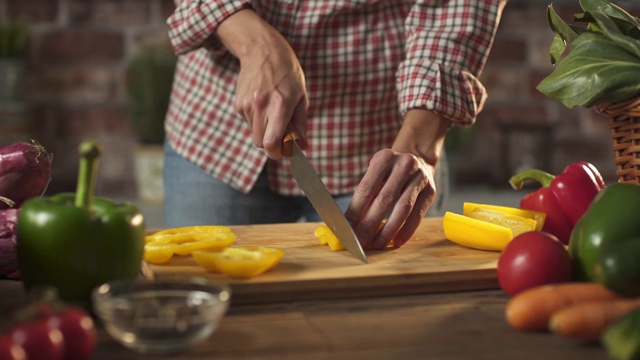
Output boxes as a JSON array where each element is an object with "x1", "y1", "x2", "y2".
[{"x1": 163, "y1": 142, "x2": 448, "y2": 227}]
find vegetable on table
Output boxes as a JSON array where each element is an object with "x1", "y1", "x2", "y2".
[
  {"x1": 192, "y1": 246, "x2": 284, "y2": 278},
  {"x1": 570, "y1": 183, "x2": 640, "y2": 282},
  {"x1": 315, "y1": 224, "x2": 345, "y2": 251},
  {"x1": 443, "y1": 203, "x2": 544, "y2": 251},
  {"x1": 0, "y1": 286, "x2": 97, "y2": 360},
  {"x1": 144, "y1": 225, "x2": 236, "y2": 264},
  {"x1": 505, "y1": 281, "x2": 621, "y2": 331},
  {"x1": 537, "y1": 1, "x2": 640, "y2": 109},
  {"x1": 0, "y1": 208, "x2": 19, "y2": 279},
  {"x1": 594, "y1": 238, "x2": 640, "y2": 297},
  {"x1": 509, "y1": 161, "x2": 604, "y2": 245},
  {"x1": 497, "y1": 231, "x2": 572, "y2": 297},
  {"x1": 0, "y1": 140, "x2": 53, "y2": 209},
  {"x1": 16, "y1": 141, "x2": 145, "y2": 306},
  {"x1": 602, "y1": 308, "x2": 640, "y2": 360},
  {"x1": 549, "y1": 297, "x2": 640, "y2": 341}
]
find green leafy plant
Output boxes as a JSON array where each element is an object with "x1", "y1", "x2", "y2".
[
  {"x1": 537, "y1": 0, "x2": 640, "y2": 108},
  {"x1": 0, "y1": 22, "x2": 29, "y2": 58},
  {"x1": 126, "y1": 43, "x2": 176, "y2": 144}
]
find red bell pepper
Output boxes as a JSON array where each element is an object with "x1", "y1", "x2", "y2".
[{"x1": 508, "y1": 161, "x2": 605, "y2": 245}]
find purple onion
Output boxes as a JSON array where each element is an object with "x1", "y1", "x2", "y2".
[
  {"x1": 0, "y1": 141, "x2": 53, "y2": 209},
  {"x1": 0, "y1": 208, "x2": 19, "y2": 279}
]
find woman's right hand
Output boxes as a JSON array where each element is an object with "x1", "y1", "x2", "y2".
[{"x1": 216, "y1": 9, "x2": 308, "y2": 159}]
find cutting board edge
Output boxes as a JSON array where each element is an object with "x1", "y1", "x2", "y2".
[{"x1": 225, "y1": 268, "x2": 500, "y2": 306}]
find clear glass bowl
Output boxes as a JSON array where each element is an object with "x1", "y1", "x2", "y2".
[{"x1": 91, "y1": 276, "x2": 231, "y2": 355}]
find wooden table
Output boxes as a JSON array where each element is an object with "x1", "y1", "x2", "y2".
[{"x1": 0, "y1": 280, "x2": 608, "y2": 360}]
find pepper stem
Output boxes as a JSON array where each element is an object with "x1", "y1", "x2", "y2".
[
  {"x1": 74, "y1": 141, "x2": 103, "y2": 209},
  {"x1": 508, "y1": 168, "x2": 555, "y2": 190}
]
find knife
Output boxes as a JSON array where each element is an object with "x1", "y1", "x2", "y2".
[{"x1": 283, "y1": 131, "x2": 368, "y2": 263}]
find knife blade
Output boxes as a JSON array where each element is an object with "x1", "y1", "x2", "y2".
[{"x1": 283, "y1": 132, "x2": 368, "y2": 263}]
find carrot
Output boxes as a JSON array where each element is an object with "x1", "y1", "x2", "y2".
[
  {"x1": 506, "y1": 282, "x2": 622, "y2": 331},
  {"x1": 549, "y1": 298, "x2": 640, "y2": 341}
]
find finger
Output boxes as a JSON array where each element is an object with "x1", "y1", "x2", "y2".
[
  {"x1": 369, "y1": 173, "x2": 421, "y2": 249},
  {"x1": 392, "y1": 166, "x2": 436, "y2": 247},
  {"x1": 392, "y1": 188, "x2": 435, "y2": 248},
  {"x1": 344, "y1": 149, "x2": 395, "y2": 229},
  {"x1": 363, "y1": 154, "x2": 424, "y2": 248},
  {"x1": 263, "y1": 92, "x2": 299, "y2": 160},
  {"x1": 289, "y1": 98, "x2": 308, "y2": 150}
]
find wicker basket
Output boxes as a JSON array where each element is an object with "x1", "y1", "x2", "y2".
[{"x1": 594, "y1": 95, "x2": 640, "y2": 184}]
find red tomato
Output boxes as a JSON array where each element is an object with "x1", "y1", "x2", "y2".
[
  {"x1": 497, "y1": 231, "x2": 573, "y2": 296},
  {"x1": 0, "y1": 335, "x2": 27, "y2": 360},
  {"x1": 48, "y1": 308, "x2": 97, "y2": 360},
  {"x1": 11, "y1": 319, "x2": 65, "y2": 360}
]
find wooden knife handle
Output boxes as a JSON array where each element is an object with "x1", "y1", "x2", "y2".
[{"x1": 282, "y1": 128, "x2": 301, "y2": 158}]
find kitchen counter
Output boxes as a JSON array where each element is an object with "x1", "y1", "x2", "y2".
[{"x1": 0, "y1": 280, "x2": 607, "y2": 360}]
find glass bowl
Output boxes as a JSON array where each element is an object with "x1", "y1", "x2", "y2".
[{"x1": 91, "y1": 276, "x2": 231, "y2": 355}]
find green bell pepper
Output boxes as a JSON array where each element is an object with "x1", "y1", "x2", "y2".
[
  {"x1": 569, "y1": 183, "x2": 640, "y2": 283},
  {"x1": 17, "y1": 141, "x2": 145, "y2": 306}
]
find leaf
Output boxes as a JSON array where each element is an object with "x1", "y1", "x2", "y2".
[
  {"x1": 547, "y1": 4, "x2": 580, "y2": 44},
  {"x1": 578, "y1": 0, "x2": 640, "y2": 36},
  {"x1": 549, "y1": 34, "x2": 566, "y2": 65},
  {"x1": 579, "y1": 0, "x2": 640, "y2": 27},
  {"x1": 537, "y1": 32, "x2": 640, "y2": 108},
  {"x1": 590, "y1": 10, "x2": 640, "y2": 59}
]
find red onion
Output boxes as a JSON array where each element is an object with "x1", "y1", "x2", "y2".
[
  {"x1": 0, "y1": 140, "x2": 53, "y2": 209},
  {"x1": 0, "y1": 208, "x2": 19, "y2": 279}
]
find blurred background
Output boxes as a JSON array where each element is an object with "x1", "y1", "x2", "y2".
[{"x1": 0, "y1": 0, "x2": 636, "y2": 226}]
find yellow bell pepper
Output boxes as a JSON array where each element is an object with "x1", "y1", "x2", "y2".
[
  {"x1": 144, "y1": 226, "x2": 236, "y2": 264},
  {"x1": 443, "y1": 203, "x2": 546, "y2": 251},
  {"x1": 462, "y1": 202, "x2": 546, "y2": 231},
  {"x1": 193, "y1": 246, "x2": 285, "y2": 278},
  {"x1": 443, "y1": 212, "x2": 513, "y2": 251},
  {"x1": 467, "y1": 208, "x2": 537, "y2": 238},
  {"x1": 314, "y1": 225, "x2": 345, "y2": 251}
]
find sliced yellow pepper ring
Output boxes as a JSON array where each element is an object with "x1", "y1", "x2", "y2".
[
  {"x1": 462, "y1": 202, "x2": 546, "y2": 231},
  {"x1": 467, "y1": 208, "x2": 537, "y2": 238},
  {"x1": 144, "y1": 226, "x2": 236, "y2": 264},
  {"x1": 193, "y1": 247, "x2": 285, "y2": 278},
  {"x1": 144, "y1": 243, "x2": 179, "y2": 264},
  {"x1": 146, "y1": 225, "x2": 233, "y2": 243},
  {"x1": 442, "y1": 211, "x2": 513, "y2": 251}
]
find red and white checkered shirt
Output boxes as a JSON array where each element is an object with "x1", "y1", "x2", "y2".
[{"x1": 166, "y1": 0, "x2": 505, "y2": 195}]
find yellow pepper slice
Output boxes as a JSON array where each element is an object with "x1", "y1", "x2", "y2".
[
  {"x1": 442, "y1": 211, "x2": 513, "y2": 251},
  {"x1": 462, "y1": 202, "x2": 546, "y2": 231},
  {"x1": 314, "y1": 224, "x2": 345, "y2": 250},
  {"x1": 193, "y1": 247, "x2": 285, "y2": 278},
  {"x1": 144, "y1": 226, "x2": 236, "y2": 264},
  {"x1": 144, "y1": 243, "x2": 179, "y2": 264},
  {"x1": 146, "y1": 225, "x2": 233, "y2": 243},
  {"x1": 467, "y1": 208, "x2": 537, "y2": 238}
]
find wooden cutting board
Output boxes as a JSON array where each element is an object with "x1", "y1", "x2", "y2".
[{"x1": 148, "y1": 217, "x2": 501, "y2": 305}]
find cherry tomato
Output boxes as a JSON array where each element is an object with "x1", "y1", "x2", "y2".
[
  {"x1": 48, "y1": 308, "x2": 97, "y2": 360},
  {"x1": 0, "y1": 335, "x2": 27, "y2": 360},
  {"x1": 497, "y1": 231, "x2": 573, "y2": 296},
  {"x1": 11, "y1": 319, "x2": 65, "y2": 360}
]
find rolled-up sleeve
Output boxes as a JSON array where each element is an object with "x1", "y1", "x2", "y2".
[
  {"x1": 397, "y1": 0, "x2": 506, "y2": 125},
  {"x1": 167, "y1": 0, "x2": 251, "y2": 55}
]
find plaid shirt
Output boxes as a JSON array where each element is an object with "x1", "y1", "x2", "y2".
[{"x1": 166, "y1": 0, "x2": 505, "y2": 195}]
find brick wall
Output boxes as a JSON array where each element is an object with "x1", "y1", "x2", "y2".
[{"x1": 0, "y1": 0, "x2": 636, "y2": 200}]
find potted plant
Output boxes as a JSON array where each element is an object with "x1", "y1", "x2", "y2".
[
  {"x1": 126, "y1": 40, "x2": 176, "y2": 203},
  {"x1": 537, "y1": 0, "x2": 640, "y2": 184}
]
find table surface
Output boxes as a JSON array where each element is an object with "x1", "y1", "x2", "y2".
[{"x1": 0, "y1": 280, "x2": 608, "y2": 360}]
